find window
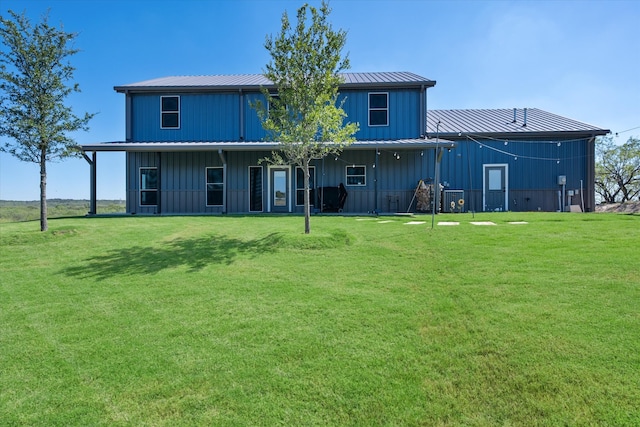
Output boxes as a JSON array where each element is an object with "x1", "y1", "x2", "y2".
[
  {"x1": 368, "y1": 92, "x2": 388, "y2": 126},
  {"x1": 161, "y1": 96, "x2": 180, "y2": 129},
  {"x1": 140, "y1": 168, "x2": 158, "y2": 206},
  {"x1": 346, "y1": 165, "x2": 366, "y2": 186},
  {"x1": 296, "y1": 166, "x2": 315, "y2": 206},
  {"x1": 249, "y1": 166, "x2": 263, "y2": 212},
  {"x1": 206, "y1": 167, "x2": 224, "y2": 206}
]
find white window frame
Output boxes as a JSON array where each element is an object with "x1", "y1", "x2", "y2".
[
  {"x1": 295, "y1": 166, "x2": 315, "y2": 206},
  {"x1": 368, "y1": 92, "x2": 388, "y2": 127},
  {"x1": 139, "y1": 167, "x2": 158, "y2": 206},
  {"x1": 346, "y1": 165, "x2": 366, "y2": 186},
  {"x1": 205, "y1": 167, "x2": 224, "y2": 207},
  {"x1": 160, "y1": 95, "x2": 180, "y2": 129}
]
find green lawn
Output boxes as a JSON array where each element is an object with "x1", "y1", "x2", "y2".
[{"x1": 1, "y1": 213, "x2": 638, "y2": 426}]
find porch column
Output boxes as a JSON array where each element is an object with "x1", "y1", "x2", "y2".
[{"x1": 82, "y1": 151, "x2": 97, "y2": 215}]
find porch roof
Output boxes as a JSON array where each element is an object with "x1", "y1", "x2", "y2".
[{"x1": 80, "y1": 138, "x2": 456, "y2": 152}]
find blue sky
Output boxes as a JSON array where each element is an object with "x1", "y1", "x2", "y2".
[{"x1": 1, "y1": 0, "x2": 638, "y2": 201}]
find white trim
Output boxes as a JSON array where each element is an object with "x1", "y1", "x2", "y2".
[
  {"x1": 248, "y1": 166, "x2": 264, "y2": 212},
  {"x1": 368, "y1": 92, "x2": 389, "y2": 127},
  {"x1": 160, "y1": 95, "x2": 180, "y2": 129},
  {"x1": 267, "y1": 165, "x2": 292, "y2": 213},
  {"x1": 295, "y1": 166, "x2": 315, "y2": 206},
  {"x1": 346, "y1": 165, "x2": 366, "y2": 186},
  {"x1": 482, "y1": 163, "x2": 509, "y2": 212},
  {"x1": 205, "y1": 166, "x2": 224, "y2": 207},
  {"x1": 139, "y1": 167, "x2": 158, "y2": 206}
]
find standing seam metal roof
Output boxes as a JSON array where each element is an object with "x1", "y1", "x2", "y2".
[
  {"x1": 427, "y1": 108, "x2": 608, "y2": 136},
  {"x1": 114, "y1": 72, "x2": 435, "y2": 92}
]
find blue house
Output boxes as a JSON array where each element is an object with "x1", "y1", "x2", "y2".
[{"x1": 81, "y1": 72, "x2": 608, "y2": 214}]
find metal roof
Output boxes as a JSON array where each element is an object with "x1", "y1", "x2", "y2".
[
  {"x1": 114, "y1": 72, "x2": 435, "y2": 93},
  {"x1": 427, "y1": 108, "x2": 609, "y2": 138},
  {"x1": 80, "y1": 138, "x2": 455, "y2": 153}
]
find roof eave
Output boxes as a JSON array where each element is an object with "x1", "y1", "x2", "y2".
[
  {"x1": 114, "y1": 80, "x2": 436, "y2": 94},
  {"x1": 435, "y1": 129, "x2": 610, "y2": 140},
  {"x1": 80, "y1": 138, "x2": 456, "y2": 153}
]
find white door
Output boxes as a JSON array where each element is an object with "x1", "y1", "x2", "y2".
[{"x1": 483, "y1": 164, "x2": 508, "y2": 211}]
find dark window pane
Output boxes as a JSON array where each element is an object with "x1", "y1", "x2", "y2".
[
  {"x1": 369, "y1": 110, "x2": 387, "y2": 126},
  {"x1": 162, "y1": 113, "x2": 179, "y2": 128},
  {"x1": 296, "y1": 168, "x2": 304, "y2": 189},
  {"x1": 250, "y1": 167, "x2": 263, "y2": 211},
  {"x1": 369, "y1": 93, "x2": 387, "y2": 109},
  {"x1": 207, "y1": 168, "x2": 223, "y2": 183},
  {"x1": 141, "y1": 190, "x2": 157, "y2": 206},
  {"x1": 141, "y1": 168, "x2": 157, "y2": 190},
  {"x1": 347, "y1": 166, "x2": 365, "y2": 175},
  {"x1": 347, "y1": 176, "x2": 365, "y2": 186},
  {"x1": 162, "y1": 96, "x2": 179, "y2": 112},
  {"x1": 207, "y1": 190, "x2": 223, "y2": 206}
]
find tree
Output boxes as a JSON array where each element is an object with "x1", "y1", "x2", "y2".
[
  {"x1": 0, "y1": 10, "x2": 94, "y2": 231},
  {"x1": 255, "y1": 1, "x2": 358, "y2": 234},
  {"x1": 595, "y1": 136, "x2": 640, "y2": 204}
]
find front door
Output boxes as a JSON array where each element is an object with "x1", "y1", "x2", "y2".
[
  {"x1": 483, "y1": 164, "x2": 508, "y2": 211},
  {"x1": 270, "y1": 167, "x2": 290, "y2": 213}
]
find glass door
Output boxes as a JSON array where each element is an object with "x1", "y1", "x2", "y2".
[{"x1": 270, "y1": 168, "x2": 289, "y2": 212}]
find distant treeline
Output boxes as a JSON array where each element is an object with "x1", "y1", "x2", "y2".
[{"x1": 0, "y1": 199, "x2": 126, "y2": 223}]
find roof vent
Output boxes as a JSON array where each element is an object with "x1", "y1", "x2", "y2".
[
  {"x1": 513, "y1": 108, "x2": 517, "y2": 123},
  {"x1": 522, "y1": 108, "x2": 527, "y2": 127}
]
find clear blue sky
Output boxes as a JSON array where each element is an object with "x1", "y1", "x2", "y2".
[{"x1": 1, "y1": 0, "x2": 638, "y2": 201}]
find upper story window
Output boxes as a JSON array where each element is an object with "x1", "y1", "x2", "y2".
[
  {"x1": 346, "y1": 165, "x2": 366, "y2": 186},
  {"x1": 161, "y1": 96, "x2": 180, "y2": 129},
  {"x1": 368, "y1": 92, "x2": 388, "y2": 127},
  {"x1": 140, "y1": 167, "x2": 158, "y2": 206}
]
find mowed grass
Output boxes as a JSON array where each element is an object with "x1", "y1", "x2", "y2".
[{"x1": 0, "y1": 212, "x2": 638, "y2": 426}]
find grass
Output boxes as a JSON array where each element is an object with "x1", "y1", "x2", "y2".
[
  {"x1": 1, "y1": 212, "x2": 639, "y2": 426},
  {"x1": 0, "y1": 199, "x2": 126, "y2": 223}
]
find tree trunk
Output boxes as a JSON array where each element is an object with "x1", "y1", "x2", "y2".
[
  {"x1": 40, "y1": 152, "x2": 48, "y2": 232},
  {"x1": 304, "y1": 162, "x2": 311, "y2": 234}
]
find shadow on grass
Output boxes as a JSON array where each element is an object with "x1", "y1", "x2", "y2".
[{"x1": 62, "y1": 233, "x2": 284, "y2": 281}]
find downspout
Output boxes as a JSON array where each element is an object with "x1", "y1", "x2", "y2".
[
  {"x1": 420, "y1": 85, "x2": 425, "y2": 137},
  {"x1": 125, "y1": 90, "x2": 132, "y2": 141},
  {"x1": 239, "y1": 89, "x2": 244, "y2": 141},
  {"x1": 156, "y1": 152, "x2": 161, "y2": 215},
  {"x1": 374, "y1": 147, "x2": 379, "y2": 214},
  {"x1": 218, "y1": 149, "x2": 227, "y2": 214},
  {"x1": 585, "y1": 135, "x2": 596, "y2": 212}
]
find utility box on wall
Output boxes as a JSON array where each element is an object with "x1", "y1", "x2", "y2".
[{"x1": 558, "y1": 175, "x2": 566, "y2": 185}]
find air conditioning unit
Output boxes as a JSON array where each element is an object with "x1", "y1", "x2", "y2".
[{"x1": 443, "y1": 190, "x2": 465, "y2": 213}]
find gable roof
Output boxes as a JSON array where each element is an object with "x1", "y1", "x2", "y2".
[
  {"x1": 427, "y1": 108, "x2": 609, "y2": 139},
  {"x1": 114, "y1": 72, "x2": 435, "y2": 93}
]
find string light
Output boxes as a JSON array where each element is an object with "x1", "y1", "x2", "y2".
[{"x1": 465, "y1": 135, "x2": 582, "y2": 162}]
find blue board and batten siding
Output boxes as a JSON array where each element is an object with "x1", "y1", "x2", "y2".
[
  {"x1": 125, "y1": 86, "x2": 430, "y2": 214},
  {"x1": 127, "y1": 148, "x2": 431, "y2": 214},
  {"x1": 128, "y1": 89, "x2": 423, "y2": 143},
  {"x1": 438, "y1": 138, "x2": 594, "y2": 212}
]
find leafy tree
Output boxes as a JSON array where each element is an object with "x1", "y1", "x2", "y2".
[
  {"x1": 595, "y1": 136, "x2": 640, "y2": 204},
  {"x1": 255, "y1": 1, "x2": 358, "y2": 234},
  {"x1": 0, "y1": 10, "x2": 94, "y2": 231}
]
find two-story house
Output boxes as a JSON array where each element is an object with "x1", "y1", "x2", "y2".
[{"x1": 80, "y1": 72, "x2": 608, "y2": 214}]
